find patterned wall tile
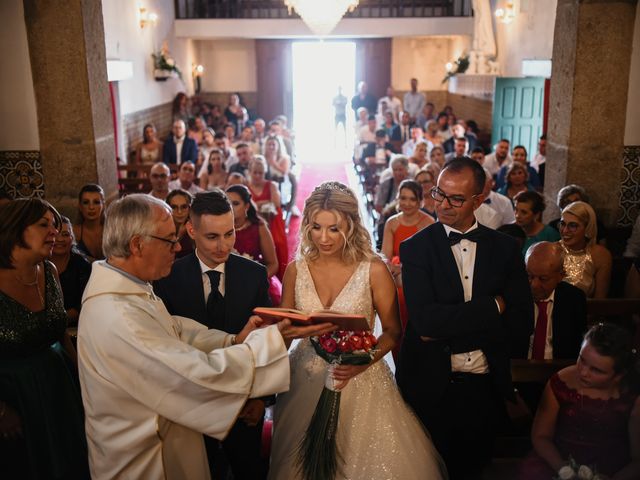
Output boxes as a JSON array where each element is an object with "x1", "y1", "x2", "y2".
[
  {"x1": 618, "y1": 145, "x2": 640, "y2": 226},
  {"x1": 0, "y1": 151, "x2": 44, "y2": 199}
]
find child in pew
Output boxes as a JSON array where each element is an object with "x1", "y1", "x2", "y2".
[{"x1": 519, "y1": 323, "x2": 640, "y2": 480}]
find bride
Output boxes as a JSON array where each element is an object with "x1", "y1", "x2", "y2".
[{"x1": 268, "y1": 181, "x2": 447, "y2": 479}]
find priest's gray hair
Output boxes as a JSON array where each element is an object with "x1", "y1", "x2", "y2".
[{"x1": 103, "y1": 194, "x2": 171, "y2": 258}]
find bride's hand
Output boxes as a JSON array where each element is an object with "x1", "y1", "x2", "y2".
[{"x1": 331, "y1": 364, "x2": 369, "y2": 391}]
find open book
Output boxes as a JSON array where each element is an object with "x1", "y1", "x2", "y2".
[{"x1": 252, "y1": 307, "x2": 370, "y2": 331}]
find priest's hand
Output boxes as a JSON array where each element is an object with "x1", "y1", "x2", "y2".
[
  {"x1": 238, "y1": 399, "x2": 265, "y2": 427},
  {"x1": 236, "y1": 315, "x2": 265, "y2": 344},
  {"x1": 277, "y1": 319, "x2": 337, "y2": 348}
]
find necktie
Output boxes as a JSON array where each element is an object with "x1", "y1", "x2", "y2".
[
  {"x1": 532, "y1": 300, "x2": 549, "y2": 360},
  {"x1": 448, "y1": 229, "x2": 483, "y2": 245},
  {"x1": 205, "y1": 270, "x2": 225, "y2": 330}
]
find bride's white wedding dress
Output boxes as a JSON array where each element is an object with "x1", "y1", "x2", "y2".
[{"x1": 268, "y1": 259, "x2": 447, "y2": 479}]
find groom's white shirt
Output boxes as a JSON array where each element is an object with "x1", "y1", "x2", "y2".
[{"x1": 78, "y1": 261, "x2": 290, "y2": 480}]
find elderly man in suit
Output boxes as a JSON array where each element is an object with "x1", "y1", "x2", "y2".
[
  {"x1": 154, "y1": 189, "x2": 272, "y2": 480},
  {"x1": 397, "y1": 157, "x2": 533, "y2": 479},
  {"x1": 163, "y1": 119, "x2": 198, "y2": 165}
]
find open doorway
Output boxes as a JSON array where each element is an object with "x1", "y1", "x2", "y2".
[{"x1": 292, "y1": 41, "x2": 356, "y2": 164}]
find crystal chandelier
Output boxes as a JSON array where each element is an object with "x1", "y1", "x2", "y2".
[{"x1": 285, "y1": 0, "x2": 359, "y2": 36}]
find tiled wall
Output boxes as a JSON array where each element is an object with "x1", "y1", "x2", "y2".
[
  {"x1": 0, "y1": 151, "x2": 44, "y2": 198},
  {"x1": 618, "y1": 145, "x2": 640, "y2": 226}
]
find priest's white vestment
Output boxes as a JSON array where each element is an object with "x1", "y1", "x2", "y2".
[{"x1": 77, "y1": 261, "x2": 290, "y2": 480}]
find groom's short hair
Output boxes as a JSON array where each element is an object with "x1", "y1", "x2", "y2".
[
  {"x1": 442, "y1": 157, "x2": 486, "y2": 194},
  {"x1": 190, "y1": 189, "x2": 231, "y2": 223}
]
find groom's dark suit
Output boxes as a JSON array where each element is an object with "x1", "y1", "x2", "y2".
[
  {"x1": 397, "y1": 222, "x2": 533, "y2": 477},
  {"x1": 154, "y1": 252, "x2": 271, "y2": 480}
]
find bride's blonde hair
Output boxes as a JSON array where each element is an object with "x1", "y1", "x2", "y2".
[{"x1": 297, "y1": 181, "x2": 378, "y2": 265}]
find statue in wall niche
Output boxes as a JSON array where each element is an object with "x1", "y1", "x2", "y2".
[{"x1": 470, "y1": 0, "x2": 498, "y2": 75}]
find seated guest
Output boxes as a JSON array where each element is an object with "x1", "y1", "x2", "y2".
[
  {"x1": 497, "y1": 162, "x2": 535, "y2": 203},
  {"x1": 435, "y1": 111, "x2": 452, "y2": 142},
  {"x1": 549, "y1": 184, "x2": 608, "y2": 244},
  {"x1": 398, "y1": 110, "x2": 414, "y2": 143},
  {"x1": 525, "y1": 242, "x2": 587, "y2": 360},
  {"x1": 168, "y1": 161, "x2": 204, "y2": 195},
  {"x1": 381, "y1": 179, "x2": 434, "y2": 361},
  {"x1": 199, "y1": 149, "x2": 228, "y2": 190},
  {"x1": 263, "y1": 135, "x2": 298, "y2": 216},
  {"x1": 382, "y1": 110, "x2": 401, "y2": 142},
  {"x1": 358, "y1": 114, "x2": 378, "y2": 144},
  {"x1": 470, "y1": 146, "x2": 485, "y2": 165},
  {"x1": 354, "y1": 106, "x2": 369, "y2": 132},
  {"x1": 162, "y1": 119, "x2": 198, "y2": 165},
  {"x1": 426, "y1": 144, "x2": 446, "y2": 178},
  {"x1": 416, "y1": 101, "x2": 436, "y2": 128},
  {"x1": 465, "y1": 120, "x2": 480, "y2": 151},
  {"x1": 227, "y1": 184, "x2": 282, "y2": 305},
  {"x1": 515, "y1": 191, "x2": 561, "y2": 255},
  {"x1": 73, "y1": 183, "x2": 106, "y2": 261},
  {"x1": 197, "y1": 127, "x2": 217, "y2": 175},
  {"x1": 226, "y1": 172, "x2": 247, "y2": 187},
  {"x1": 49, "y1": 216, "x2": 91, "y2": 325},
  {"x1": 361, "y1": 129, "x2": 394, "y2": 168},
  {"x1": 442, "y1": 123, "x2": 466, "y2": 154},
  {"x1": 188, "y1": 115, "x2": 208, "y2": 145},
  {"x1": 0, "y1": 199, "x2": 89, "y2": 479},
  {"x1": 558, "y1": 201, "x2": 612, "y2": 298},
  {"x1": 135, "y1": 123, "x2": 163, "y2": 166},
  {"x1": 236, "y1": 126, "x2": 258, "y2": 153},
  {"x1": 481, "y1": 167, "x2": 516, "y2": 226},
  {"x1": 424, "y1": 119, "x2": 444, "y2": 146},
  {"x1": 475, "y1": 172, "x2": 504, "y2": 229},
  {"x1": 409, "y1": 140, "x2": 430, "y2": 170},
  {"x1": 496, "y1": 145, "x2": 541, "y2": 190},
  {"x1": 224, "y1": 93, "x2": 249, "y2": 136},
  {"x1": 375, "y1": 156, "x2": 410, "y2": 214},
  {"x1": 530, "y1": 134, "x2": 547, "y2": 174},
  {"x1": 148, "y1": 162, "x2": 171, "y2": 201},
  {"x1": 415, "y1": 169, "x2": 437, "y2": 219},
  {"x1": 229, "y1": 142, "x2": 253, "y2": 178},
  {"x1": 214, "y1": 131, "x2": 238, "y2": 168},
  {"x1": 402, "y1": 126, "x2": 425, "y2": 157},
  {"x1": 444, "y1": 136, "x2": 469, "y2": 163},
  {"x1": 520, "y1": 323, "x2": 640, "y2": 480},
  {"x1": 166, "y1": 189, "x2": 194, "y2": 258},
  {"x1": 484, "y1": 138, "x2": 512, "y2": 178},
  {"x1": 224, "y1": 123, "x2": 236, "y2": 144}
]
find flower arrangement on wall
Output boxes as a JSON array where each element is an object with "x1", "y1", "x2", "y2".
[
  {"x1": 442, "y1": 54, "x2": 471, "y2": 84},
  {"x1": 152, "y1": 42, "x2": 182, "y2": 81}
]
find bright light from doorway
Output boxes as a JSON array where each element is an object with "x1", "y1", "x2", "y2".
[{"x1": 292, "y1": 41, "x2": 356, "y2": 164}]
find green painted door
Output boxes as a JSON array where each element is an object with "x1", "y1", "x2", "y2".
[{"x1": 492, "y1": 77, "x2": 545, "y2": 157}]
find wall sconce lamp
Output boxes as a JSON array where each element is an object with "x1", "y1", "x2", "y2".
[
  {"x1": 495, "y1": 1, "x2": 516, "y2": 24},
  {"x1": 139, "y1": 7, "x2": 158, "y2": 29},
  {"x1": 193, "y1": 64, "x2": 204, "y2": 94}
]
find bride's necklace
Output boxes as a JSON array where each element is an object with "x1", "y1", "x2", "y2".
[{"x1": 15, "y1": 263, "x2": 44, "y2": 307}]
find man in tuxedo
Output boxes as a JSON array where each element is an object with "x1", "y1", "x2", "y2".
[
  {"x1": 154, "y1": 189, "x2": 271, "y2": 480},
  {"x1": 525, "y1": 241, "x2": 587, "y2": 360},
  {"x1": 397, "y1": 157, "x2": 533, "y2": 479},
  {"x1": 162, "y1": 119, "x2": 198, "y2": 165}
]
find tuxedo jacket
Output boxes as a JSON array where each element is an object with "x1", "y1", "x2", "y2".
[
  {"x1": 162, "y1": 136, "x2": 198, "y2": 165},
  {"x1": 549, "y1": 281, "x2": 587, "y2": 359},
  {"x1": 397, "y1": 222, "x2": 533, "y2": 411},
  {"x1": 153, "y1": 252, "x2": 271, "y2": 334}
]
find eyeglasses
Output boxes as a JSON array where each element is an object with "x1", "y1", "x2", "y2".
[
  {"x1": 148, "y1": 235, "x2": 180, "y2": 248},
  {"x1": 430, "y1": 187, "x2": 476, "y2": 208},
  {"x1": 170, "y1": 204, "x2": 190, "y2": 211},
  {"x1": 558, "y1": 220, "x2": 581, "y2": 233}
]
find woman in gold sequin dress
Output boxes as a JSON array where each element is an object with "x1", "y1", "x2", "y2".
[
  {"x1": 268, "y1": 182, "x2": 447, "y2": 480},
  {"x1": 558, "y1": 201, "x2": 612, "y2": 299}
]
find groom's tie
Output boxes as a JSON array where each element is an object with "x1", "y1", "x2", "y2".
[
  {"x1": 448, "y1": 229, "x2": 483, "y2": 246},
  {"x1": 206, "y1": 270, "x2": 225, "y2": 330}
]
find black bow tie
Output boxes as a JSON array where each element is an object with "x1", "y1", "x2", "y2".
[
  {"x1": 484, "y1": 198, "x2": 492, "y2": 205},
  {"x1": 448, "y1": 229, "x2": 483, "y2": 245}
]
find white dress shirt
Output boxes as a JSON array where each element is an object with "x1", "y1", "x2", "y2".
[
  {"x1": 474, "y1": 203, "x2": 502, "y2": 229},
  {"x1": 442, "y1": 221, "x2": 490, "y2": 373},
  {"x1": 196, "y1": 249, "x2": 226, "y2": 301},
  {"x1": 486, "y1": 190, "x2": 516, "y2": 225},
  {"x1": 483, "y1": 153, "x2": 513, "y2": 177},
  {"x1": 174, "y1": 135, "x2": 185, "y2": 165},
  {"x1": 527, "y1": 291, "x2": 555, "y2": 360}
]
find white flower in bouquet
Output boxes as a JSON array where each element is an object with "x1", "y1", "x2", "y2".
[
  {"x1": 166, "y1": 58, "x2": 175, "y2": 67},
  {"x1": 557, "y1": 465, "x2": 576, "y2": 480},
  {"x1": 577, "y1": 465, "x2": 594, "y2": 479}
]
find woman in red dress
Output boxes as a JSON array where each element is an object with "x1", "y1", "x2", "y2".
[
  {"x1": 247, "y1": 156, "x2": 288, "y2": 280},
  {"x1": 226, "y1": 184, "x2": 282, "y2": 305}
]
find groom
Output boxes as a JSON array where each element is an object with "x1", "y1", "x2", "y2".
[{"x1": 397, "y1": 157, "x2": 533, "y2": 479}]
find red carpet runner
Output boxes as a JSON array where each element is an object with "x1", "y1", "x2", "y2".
[{"x1": 285, "y1": 162, "x2": 349, "y2": 260}]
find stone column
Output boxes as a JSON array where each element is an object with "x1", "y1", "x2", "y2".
[
  {"x1": 546, "y1": 0, "x2": 637, "y2": 225},
  {"x1": 23, "y1": 0, "x2": 117, "y2": 214}
]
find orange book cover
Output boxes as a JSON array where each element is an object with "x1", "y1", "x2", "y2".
[{"x1": 252, "y1": 307, "x2": 370, "y2": 331}]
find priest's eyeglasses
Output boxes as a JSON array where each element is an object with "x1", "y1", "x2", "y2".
[
  {"x1": 148, "y1": 235, "x2": 180, "y2": 248},
  {"x1": 430, "y1": 187, "x2": 477, "y2": 208}
]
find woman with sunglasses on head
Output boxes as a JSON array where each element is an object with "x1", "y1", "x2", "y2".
[
  {"x1": 520, "y1": 323, "x2": 640, "y2": 480},
  {"x1": 558, "y1": 201, "x2": 612, "y2": 299},
  {"x1": 166, "y1": 189, "x2": 194, "y2": 259},
  {"x1": 0, "y1": 199, "x2": 88, "y2": 479}
]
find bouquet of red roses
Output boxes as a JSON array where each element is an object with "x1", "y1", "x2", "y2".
[{"x1": 297, "y1": 331, "x2": 378, "y2": 480}]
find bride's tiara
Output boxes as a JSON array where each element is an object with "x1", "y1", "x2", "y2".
[{"x1": 314, "y1": 181, "x2": 353, "y2": 196}]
